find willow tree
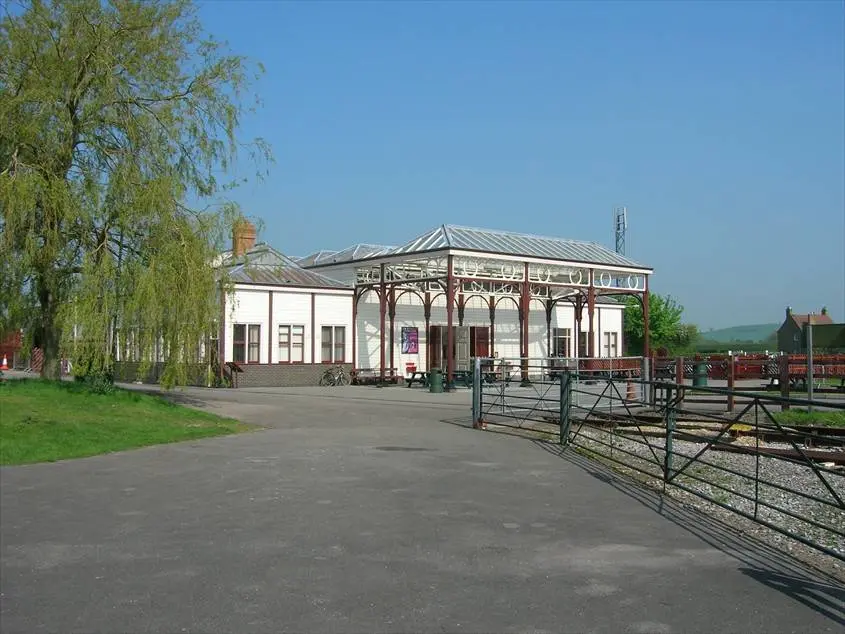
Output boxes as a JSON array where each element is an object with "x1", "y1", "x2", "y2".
[{"x1": 0, "y1": 0, "x2": 270, "y2": 384}]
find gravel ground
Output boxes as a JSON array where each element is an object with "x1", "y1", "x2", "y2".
[
  {"x1": 576, "y1": 429, "x2": 843, "y2": 544},
  {"x1": 481, "y1": 415, "x2": 845, "y2": 579}
]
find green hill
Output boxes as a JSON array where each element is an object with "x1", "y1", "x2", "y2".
[{"x1": 702, "y1": 323, "x2": 779, "y2": 343}]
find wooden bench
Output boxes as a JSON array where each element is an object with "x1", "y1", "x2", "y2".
[
  {"x1": 224, "y1": 362, "x2": 243, "y2": 388},
  {"x1": 351, "y1": 368, "x2": 400, "y2": 386}
]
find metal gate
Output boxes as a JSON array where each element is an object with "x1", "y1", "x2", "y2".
[
  {"x1": 469, "y1": 356, "x2": 845, "y2": 562},
  {"x1": 470, "y1": 356, "x2": 644, "y2": 433}
]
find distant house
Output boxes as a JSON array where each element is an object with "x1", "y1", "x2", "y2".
[{"x1": 777, "y1": 307, "x2": 834, "y2": 352}]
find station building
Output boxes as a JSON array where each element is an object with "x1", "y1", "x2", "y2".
[{"x1": 217, "y1": 222, "x2": 653, "y2": 387}]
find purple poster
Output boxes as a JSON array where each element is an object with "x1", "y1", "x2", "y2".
[{"x1": 401, "y1": 327, "x2": 419, "y2": 354}]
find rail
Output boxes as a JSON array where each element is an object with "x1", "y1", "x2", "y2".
[{"x1": 471, "y1": 357, "x2": 845, "y2": 562}]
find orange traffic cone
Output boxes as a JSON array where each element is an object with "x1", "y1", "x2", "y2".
[
  {"x1": 626, "y1": 380, "x2": 636, "y2": 402},
  {"x1": 0, "y1": 355, "x2": 8, "y2": 370}
]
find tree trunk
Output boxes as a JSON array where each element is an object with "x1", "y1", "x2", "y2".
[
  {"x1": 37, "y1": 279, "x2": 62, "y2": 381},
  {"x1": 111, "y1": 230, "x2": 125, "y2": 362},
  {"x1": 40, "y1": 323, "x2": 62, "y2": 380}
]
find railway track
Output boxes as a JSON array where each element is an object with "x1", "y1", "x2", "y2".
[
  {"x1": 694, "y1": 441, "x2": 845, "y2": 468},
  {"x1": 728, "y1": 425, "x2": 845, "y2": 448},
  {"x1": 578, "y1": 410, "x2": 844, "y2": 445},
  {"x1": 562, "y1": 409, "x2": 845, "y2": 466}
]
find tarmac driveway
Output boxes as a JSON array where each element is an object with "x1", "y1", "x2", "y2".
[{"x1": 1, "y1": 385, "x2": 843, "y2": 633}]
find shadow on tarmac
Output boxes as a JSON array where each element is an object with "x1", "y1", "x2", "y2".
[
  {"x1": 438, "y1": 415, "x2": 845, "y2": 627},
  {"x1": 539, "y1": 440, "x2": 845, "y2": 627}
]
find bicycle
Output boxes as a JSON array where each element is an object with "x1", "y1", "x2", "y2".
[{"x1": 319, "y1": 365, "x2": 349, "y2": 387}]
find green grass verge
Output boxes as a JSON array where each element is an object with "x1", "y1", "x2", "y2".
[
  {"x1": 772, "y1": 408, "x2": 845, "y2": 428},
  {"x1": 0, "y1": 379, "x2": 250, "y2": 465}
]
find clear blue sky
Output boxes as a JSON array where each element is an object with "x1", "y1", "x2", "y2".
[{"x1": 198, "y1": 0, "x2": 844, "y2": 330}]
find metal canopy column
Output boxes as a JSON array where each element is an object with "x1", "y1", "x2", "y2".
[
  {"x1": 446, "y1": 255, "x2": 455, "y2": 388},
  {"x1": 388, "y1": 287, "x2": 396, "y2": 377},
  {"x1": 520, "y1": 262, "x2": 530, "y2": 384},
  {"x1": 588, "y1": 270, "x2": 596, "y2": 358},
  {"x1": 642, "y1": 275, "x2": 650, "y2": 358},
  {"x1": 488, "y1": 295, "x2": 496, "y2": 359},
  {"x1": 424, "y1": 291, "x2": 432, "y2": 372},
  {"x1": 379, "y1": 263, "x2": 386, "y2": 384},
  {"x1": 574, "y1": 294, "x2": 583, "y2": 359}
]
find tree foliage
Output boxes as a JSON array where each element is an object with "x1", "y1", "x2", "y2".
[
  {"x1": 0, "y1": 0, "x2": 270, "y2": 384},
  {"x1": 624, "y1": 293, "x2": 698, "y2": 355}
]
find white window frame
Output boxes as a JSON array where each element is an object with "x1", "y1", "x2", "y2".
[
  {"x1": 603, "y1": 331, "x2": 618, "y2": 357},
  {"x1": 278, "y1": 324, "x2": 305, "y2": 363},
  {"x1": 552, "y1": 327, "x2": 571, "y2": 358},
  {"x1": 321, "y1": 325, "x2": 346, "y2": 363}
]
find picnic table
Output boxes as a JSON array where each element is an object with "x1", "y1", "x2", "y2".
[
  {"x1": 406, "y1": 371, "x2": 429, "y2": 387},
  {"x1": 406, "y1": 370, "x2": 479, "y2": 389},
  {"x1": 405, "y1": 367, "x2": 517, "y2": 389},
  {"x1": 452, "y1": 370, "x2": 473, "y2": 388}
]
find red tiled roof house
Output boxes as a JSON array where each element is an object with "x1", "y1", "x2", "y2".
[{"x1": 777, "y1": 307, "x2": 833, "y2": 352}]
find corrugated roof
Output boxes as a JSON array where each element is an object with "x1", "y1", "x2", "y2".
[
  {"x1": 296, "y1": 250, "x2": 338, "y2": 267},
  {"x1": 219, "y1": 243, "x2": 299, "y2": 268},
  {"x1": 227, "y1": 264, "x2": 350, "y2": 289},
  {"x1": 311, "y1": 243, "x2": 395, "y2": 266},
  {"x1": 222, "y1": 244, "x2": 351, "y2": 289},
  {"x1": 390, "y1": 225, "x2": 648, "y2": 269}
]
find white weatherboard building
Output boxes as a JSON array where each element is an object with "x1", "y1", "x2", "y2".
[
  {"x1": 215, "y1": 224, "x2": 354, "y2": 387},
  {"x1": 299, "y1": 224, "x2": 653, "y2": 384}
]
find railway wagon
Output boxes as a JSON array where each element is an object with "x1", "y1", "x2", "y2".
[{"x1": 650, "y1": 353, "x2": 845, "y2": 387}]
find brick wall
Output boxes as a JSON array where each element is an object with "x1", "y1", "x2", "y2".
[
  {"x1": 236, "y1": 363, "x2": 353, "y2": 388},
  {"x1": 777, "y1": 322, "x2": 799, "y2": 353},
  {"x1": 113, "y1": 362, "x2": 209, "y2": 386},
  {"x1": 112, "y1": 361, "x2": 352, "y2": 388}
]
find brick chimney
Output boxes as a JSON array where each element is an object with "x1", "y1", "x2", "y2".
[
  {"x1": 232, "y1": 219, "x2": 256, "y2": 257},
  {"x1": 786, "y1": 306, "x2": 792, "y2": 319}
]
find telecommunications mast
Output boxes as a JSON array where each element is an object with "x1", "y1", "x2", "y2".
[{"x1": 614, "y1": 206, "x2": 627, "y2": 255}]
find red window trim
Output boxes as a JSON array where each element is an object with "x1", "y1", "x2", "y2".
[{"x1": 234, "y1": 323, "x2": 262, "y2": 364}]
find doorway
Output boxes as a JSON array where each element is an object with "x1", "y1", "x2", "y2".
[{"x1": 428, "y1": 325, "x2": 490, "y2": 371}]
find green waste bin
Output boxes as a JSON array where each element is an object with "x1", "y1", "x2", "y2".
[
  {"x1": 429, "y1": 368, "x2": 444, "y2": 393},
  {"x1": 693, "y1": 362, "x2": 708, "y2": 387}
]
